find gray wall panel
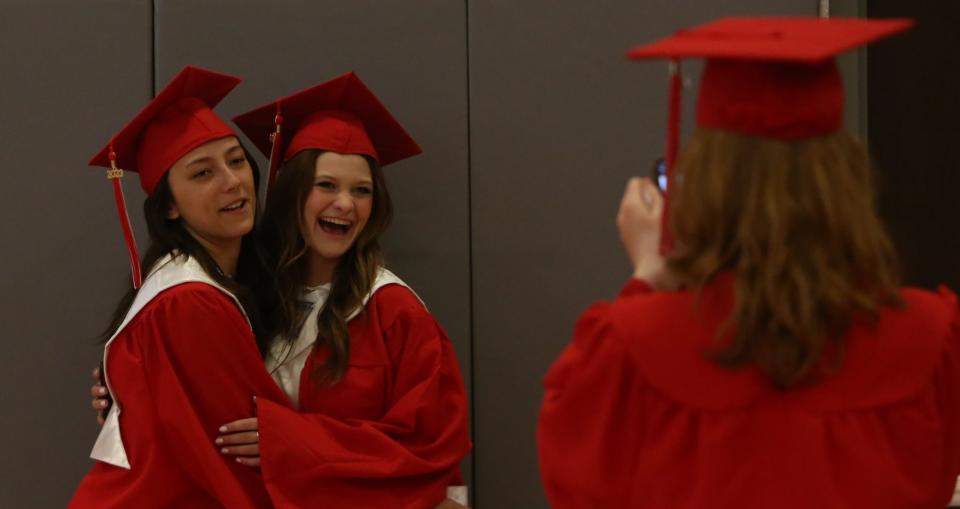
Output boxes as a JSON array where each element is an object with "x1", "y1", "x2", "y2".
[
  {"x1": 833, "y1": 0, "x2": 868, "y2": 138},
  {"x1": 468, "y1": 1, "x2": 818, "y2": 507},
  {"x1": 0, "y1": 0, "x2": 153, "y2": 506},
  {"x1": 154, "y1": 0, "x2": 474, "y2": 493}
]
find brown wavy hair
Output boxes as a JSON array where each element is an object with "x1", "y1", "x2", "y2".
[
  {"x1": 666, "y1": 128, "x2": 903, "y2": 388},
  {"x1": 257, "y1": 149, "x2": 392, "y2": 384}
]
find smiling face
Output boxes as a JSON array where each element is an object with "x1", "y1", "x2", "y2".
[
  {"x1": 165, "y1": 136, "x2": 256, "y2": 252},
  {"x1": 302, "y1": 151, "x2": 374, "y2": 281}
]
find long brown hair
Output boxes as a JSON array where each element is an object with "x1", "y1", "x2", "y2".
[
  {"x1": 103, "y1": 147, "x2": 268, "y2": 344},
  {"x1": 258, "y1": 149, "x2": 392, "y2": 384},
  {"x1": 666, "y1": 128, "x2": 903, "y2": 388}
]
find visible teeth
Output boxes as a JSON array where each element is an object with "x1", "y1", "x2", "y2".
[
  {"x1": 321, "y1": 217, "x2": 350, "y2": 226},
  {"x1": 223, "y1": 200, "x2": 244, "y2": 211}
]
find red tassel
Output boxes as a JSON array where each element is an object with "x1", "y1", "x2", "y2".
[
  {"x1": 266, "y1": 105, "x2": 284, "y2": 197},
  {"x1": 660, "y1": 60, "x2": 682, "y2": 254},
  {"x1": 108, "y1": 145, "x2": 142, "y2": 289}
]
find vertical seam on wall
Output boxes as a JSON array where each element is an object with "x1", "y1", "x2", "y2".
[
  {"x1": 464, "y1": 0, "x2": 478, "y2": 506},
  {"x1": 150, "y1": 0, "x2": 157, "y2": 97}
]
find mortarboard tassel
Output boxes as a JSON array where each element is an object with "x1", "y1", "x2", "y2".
[
  {"x1": 266, "y1": 103, "x2": 284, "y2": 197},
  {"x1": 660, "y1": 59, "x2": 682, "y2": 253},
  {"x1": 107, "y1": 145, "x2": 142, "y2": 289}
]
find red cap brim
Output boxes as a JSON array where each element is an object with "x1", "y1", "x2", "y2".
[
  {"x1": 628, "y1": 17, "x2": 914, "y2": 62},
  {"x1": 233, "y1": 71, "x2": 421, "y2": 167},
  {"x1": 89, "y1": 65, "x2": 240, "y2": 192}
]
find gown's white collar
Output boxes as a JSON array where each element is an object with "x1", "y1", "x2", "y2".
[
  {"x1": 91, "y1": 253, "x2": 247, "y2": 469},
  {"x1": 264, "y1": 267, "x2": 421, "y2": 406}
]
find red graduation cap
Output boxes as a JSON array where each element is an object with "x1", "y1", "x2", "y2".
[
  {"x1": 626, "y1": 16, "x2": 913, "y2": 251},
  {"x1": 232, "y1": 71, "x2": 422, "y2": 193},
  {"x1": 89, "y1": 65, "x2": 241, "y2": 288},
  {"x1": 628, "y1": 17, "x2": 913, "y2": 140}
]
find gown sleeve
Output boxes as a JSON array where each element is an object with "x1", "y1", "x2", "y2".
[
  {"x1": 134, "y1": 283, "x2": 292, "y2": 508},
  {"x1": 934, "y1": 286, "x2": 960, "y2": 507},
  {"x1": 537, "y1": 278, "x2": 653, "y2": 509},
  {"x1": 256, "y1": 304, "x2": 471, "y2": 509}
]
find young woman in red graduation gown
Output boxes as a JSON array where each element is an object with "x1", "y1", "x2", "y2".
[
  {"x1": 213, "y1": 72, "x2": 471, "y2": 509},
  {"x1": 206, "y1": 72, "x2": 471, "y2": 509},
  {"x1": 70, "y1": 66, "x2": 294, "y2": 508},
  {"x1": 537, "y1": 18, "x2": 960, "y2": 509}
]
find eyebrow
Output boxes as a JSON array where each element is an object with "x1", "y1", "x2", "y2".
[
  {"x1": 314, "y1": 173, "x2": 373, "y2": 184},
  {"x1": 314, "y1": 174, "x2": 374, "y2": 186},
  {"x1": 186, "y1": 155, "x2": 213, "y2": 167},
  {"x1": 185, "y1": 144, "x2": 243, "y2": 166}
]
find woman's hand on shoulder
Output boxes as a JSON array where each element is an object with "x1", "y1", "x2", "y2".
[
  {"x1": 616, "y1": 177, "x2": 672, "y2": 289},
  {"x1": 216, "y1": 417, "x2": 260, "y2": 467}
]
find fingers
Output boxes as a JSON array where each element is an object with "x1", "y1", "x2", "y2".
[
  {"x1": 93, "y1": 397, "x2": 108, "y2": 425},
  {"x1": 225, "y1": 446, "x2": 261, "y2": 467},
  {"x1": 641, "y1": 178, "x2": 665, "y2": 214},
  {"x1": 215, "y1": 431, "x2": 259, "y2": 446},
  {"x1": 91, "y1": 367, "x2": 110, "y2": 426},
  {"x1": 619, "y1": 178, "x2": 662, "y2": 218},
  {"x1": 618, "y1": 177, "x2": 663, "y2": 229},
  {"x1": 216, "y1": 426, "x2": 260, "y2": 463},
  {"x1": 90, "y1": 383, "x2": 108, "y2": 398},
  {"x1": 617, "y1": 176, "x2": 666, "y2": 271},
  {"x1": 619, "y1": 177, "x2": 642, "y2": 213},
  {"x1": 218, "y1": 437, "x2": 261, "y2": 467},
  {"x1": 216, "y1": 420, "x2": 260, "y2": 467},
  {"x1": 218, "y1": 417, "x2": 258, "y2": 433},
  {"x1": 218, "y1": 443, "x2": 259, "y2": 456},
  {"x1": 234, "y1": 456, "x2": 260, "y2": 468},
  {"x1": 633, "y1": 177, "x2": 663, "y2": 213}
]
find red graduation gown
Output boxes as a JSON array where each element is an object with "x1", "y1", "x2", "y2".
[
  {"x1": 256, "y1": 284, "x2": 471, "y2": 509},
  {"x1": 69, "y1": 283, "x2": 292, "y2": 509},
  {"x1": 538, "y1": 275, "x2": 960, "y2": 509}
]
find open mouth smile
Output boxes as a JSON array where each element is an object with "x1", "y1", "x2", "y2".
[
  {"x1": 221, "y1": 199, "x2": 248, "y2": 213},
  {"x1": 318, "y1": 216, "x2": 353, "y2": 236}
]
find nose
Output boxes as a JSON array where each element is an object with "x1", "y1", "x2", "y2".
[
  {"x1": 331, "y1": 191, "x2": 354, "y2": 213},
  {"x1": 221, "y1": 163, "x2": 242, "y2": 191}
]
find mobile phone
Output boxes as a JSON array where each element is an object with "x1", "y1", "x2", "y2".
[{"x1": 650, "y1": 157, "x2": 667, "y2": 192}]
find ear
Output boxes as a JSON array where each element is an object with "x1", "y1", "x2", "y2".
[{"x1": 167, "y1": 202, "x2": 181, "y2": 220}]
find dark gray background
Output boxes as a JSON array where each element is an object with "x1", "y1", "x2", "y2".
[
  {"x1": 0, "y1": 1, "x2": 154, "y2": 508},
  {"x1": 2, "y1": 1, "x2": 925, "y2": 508}
]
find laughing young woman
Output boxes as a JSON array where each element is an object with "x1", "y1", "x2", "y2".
[
  {"x1": 70, "y1": 66, "x2": 292, "y2": 509},
  {"x1": 215, "y1": 72, "x2": 472, "y2": 509}
]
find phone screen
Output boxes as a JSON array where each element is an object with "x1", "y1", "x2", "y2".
[{"x1": 651, "y1": 157, "x2": 667, "y2": 192}]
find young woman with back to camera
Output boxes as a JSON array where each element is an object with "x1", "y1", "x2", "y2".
[{"x1": 537, "y1": 17, "x2": 960, "y2": 509}]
